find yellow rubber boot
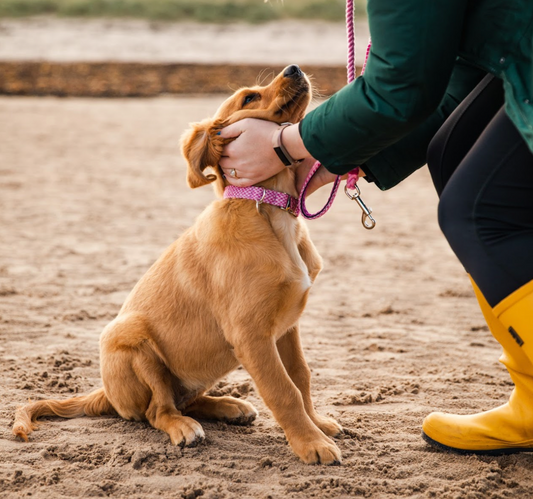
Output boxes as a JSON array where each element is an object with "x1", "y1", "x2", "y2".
[
  {"x1": 422, "y1": 279, "x2": 533, "y2": 455},
  {"x1": 494, "y1": 280, "x2": 533, "y2": 362}
]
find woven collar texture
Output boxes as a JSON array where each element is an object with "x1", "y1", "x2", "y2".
[{"x1": 223, "y1": 186, "x2": 299, "y2": 217}]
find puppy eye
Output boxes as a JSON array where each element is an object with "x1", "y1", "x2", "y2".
[{"x1": 242, "y1": 93, "x2": 259, "y2": 106}]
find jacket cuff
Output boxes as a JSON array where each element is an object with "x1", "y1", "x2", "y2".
[{"x1": 363, "y1": 149, "x2": 422, "y2": 190}]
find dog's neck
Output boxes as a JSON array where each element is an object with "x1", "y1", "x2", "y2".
[
  {"x1": 214, "y1": 164, "x2": 303, "y2": 275},
  {"x1": 215, "y1": 165, "x2": 298, "y2": 203},
  {"x1": 215, "y1": 166, "x2": 300, "y2": 249}
]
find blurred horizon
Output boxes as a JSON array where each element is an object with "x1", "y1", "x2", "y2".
[
  {"x1": 0, "y1": 0, "x2": 367, "y2": 23},
  {"x1": 0, "y1": 0, "x2": 370, "y2": 97}
]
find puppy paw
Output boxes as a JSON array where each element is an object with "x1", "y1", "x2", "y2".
[
  {"x1": 289, "y1": 433, "x2": 342, "y2": 465},
  {"x1": 185, "y1": 395, "x2": 258, "y2": 425},
  {"x1": 168, "y1": 416, "x2": 205, "y2": 447},
  {"x1": 312, "y1": 415, "x2": 343, "y2": 437},
  {"x1": 218, "y1": 397, "x2": 258, "y2": 425}
]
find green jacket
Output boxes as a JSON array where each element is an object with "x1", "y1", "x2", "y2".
[{"x1": 300, "y1": 0, "x2": 533, "y2": 190}]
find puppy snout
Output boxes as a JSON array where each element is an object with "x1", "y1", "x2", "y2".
[{"x1": 283, "y1": 64, "x2": 303, "y2": 78}]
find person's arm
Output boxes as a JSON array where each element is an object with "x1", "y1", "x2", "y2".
[
  {"x1": 300, "y1": 0, "x2": 469, "y2": 177},
  {"x1": 362, "y1": 58, "x2": 487, "y2": 190}
]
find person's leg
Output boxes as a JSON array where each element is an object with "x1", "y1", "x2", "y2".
[
  {"x1": 437, "y1": 107, "x2": 533, "y2": 307},
  {"x1": 422, "y1": 107, "x2": 533, "y2": 454},
  {"x1": 426, "y1": 74, "x2": 504, "y2": 196}
]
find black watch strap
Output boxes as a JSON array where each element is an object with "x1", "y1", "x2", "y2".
[{"x1": 273, "y1": 123, "x2": 302, "y2": 167}]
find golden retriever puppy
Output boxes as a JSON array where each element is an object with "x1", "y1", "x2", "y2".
[{"x1": 13, "y1": 65, "x2": 342, "y2": 465}]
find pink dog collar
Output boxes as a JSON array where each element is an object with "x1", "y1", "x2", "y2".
[{"x1": 224, "y1": 186, "x2": 299, "y2": 217}]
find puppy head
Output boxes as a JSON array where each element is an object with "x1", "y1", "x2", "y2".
[{"x1": 181, "y1": 64, "x2": 312, "y2": 190}]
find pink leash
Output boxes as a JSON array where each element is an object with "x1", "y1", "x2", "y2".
[{"x1": 298, "y1": 0, "x2": 376, "y2": 229}]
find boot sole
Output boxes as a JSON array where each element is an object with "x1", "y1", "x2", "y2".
[{"x1": 422, "y1": 431, "x2": 533, "y2": 456}]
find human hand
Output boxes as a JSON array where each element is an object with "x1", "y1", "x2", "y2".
[
  {"x1": 219, "y1": 118, "x2": 286, "y2": 186},
  {"x1": 295, "y1": 159, "x2": 340, "y2": 196},
  {"x1": 295, "y1": 161, "x2": 366, "y2": 196}
]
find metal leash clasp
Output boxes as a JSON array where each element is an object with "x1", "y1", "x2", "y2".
[{"x1": 344, "y1": 184, "x2": 376, "y2": 230}]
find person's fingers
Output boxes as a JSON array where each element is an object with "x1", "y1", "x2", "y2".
[
  {"x1": 218, "y1": 119, "x2": 284, "y2": 187},
  {"x1": 219, "y1": 126, "x2": 243, "y2": 158},
  {"x1": 295, "y1": 161, "x2": 339, "y2": 196},
  {"x1": 219, "y1": 156, "x2": 237, "y2": 175},
  {"x1": 219, "y1": 119, "x2": 248, "y2": 139},
  {"x1": 221, "y1": 139, "x2": 237, "y2": 157},
  {"x1": 219, "y1": 157, "x2": 253, "y2": 186},
  {"x1": 221, "y1": 174, "x2": 253, "y2": 187}
]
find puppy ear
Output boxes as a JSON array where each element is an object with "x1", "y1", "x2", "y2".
[{"x1": 180, "y1": 119, "x2": 225, "y2": 189}]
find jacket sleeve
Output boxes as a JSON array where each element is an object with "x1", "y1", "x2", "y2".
[
  {"x1": 300, "y1": 0, "x2": 468, "y2": 180},
  {"x1": 362, "y1": 59, "x2": 487, "y2": 190}
]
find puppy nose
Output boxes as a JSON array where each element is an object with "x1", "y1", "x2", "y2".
[{"x1": 283, "y1": 64, "x2": 303, "y2": 78}]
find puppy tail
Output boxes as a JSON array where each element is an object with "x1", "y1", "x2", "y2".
[{"x1": 12, "y1": 387, "x2": 116, "y2": 442}]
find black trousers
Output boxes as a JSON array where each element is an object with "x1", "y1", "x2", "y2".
[{"x1": 427, "y1": 75, "x2": 533, "y2": 307}]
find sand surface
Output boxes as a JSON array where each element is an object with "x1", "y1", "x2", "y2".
[{"x1": 1, "y1": 94, "x2": 533, "y2": 498}]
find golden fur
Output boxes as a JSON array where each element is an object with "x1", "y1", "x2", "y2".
[{"x1": 12, "y1": 66, "x2": 342, "y2": 465}]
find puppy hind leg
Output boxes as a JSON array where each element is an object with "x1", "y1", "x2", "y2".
[
  {"x1": 101, "y1": 321, "x2": 204, "y2": 447},
  {"x1": 277, "y1": 325, "x2": 342, "y2": 437},
  {"x1": 131, "y1": 351, "x2": 205, "y2": 447},
  {"x1": 184, "y1": 395, "x2": 258, "y2": 425}
]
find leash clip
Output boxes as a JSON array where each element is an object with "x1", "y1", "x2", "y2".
[{"x1": 344, "y1": 184, "x2": 376, "y2": 230}]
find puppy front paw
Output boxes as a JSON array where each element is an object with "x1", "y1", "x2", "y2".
[
  {"x1": 312, "y1": 415, "x2": 343, "y2": 437},
  {"x1": 168, "y1": 416, "x2": 205, "y2": 447},
  {"x1": 289, "y1": 432, "x2": 342, "y2": 465}
]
